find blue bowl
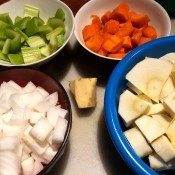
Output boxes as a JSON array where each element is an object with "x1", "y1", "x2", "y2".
[{"x1": 104, "y1": 36, "x2": 175, "y2": 175}]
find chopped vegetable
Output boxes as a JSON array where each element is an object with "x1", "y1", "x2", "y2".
[
  {"x1": 82, "y1": 2, "x2": 158, "y2": 59},
  {"x1": 0, "y1": 4, "x2": 66, "y2": 64}
]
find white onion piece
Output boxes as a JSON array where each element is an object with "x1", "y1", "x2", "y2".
[
  {"x1": 0, "y1": 151, "x2": 20, "y2": 175},
  {"x1": 21, "y1": 157, "x2": 34, "y2": 175},
  {"x1": 31, "y1": 160, "x2": 44, "y2": 175},
  {"x1": 22, "y1": 81, "x2": 36, "y2": 93}
]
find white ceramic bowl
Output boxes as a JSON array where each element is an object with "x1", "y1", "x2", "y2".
[
  {"x1": 0, "y1": 0, "x2": 74, "y2": 67},
  {"x1": 74, "y1": 0, "x2": 171, "y2": 61}
]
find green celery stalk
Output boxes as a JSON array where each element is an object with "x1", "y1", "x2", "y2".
[
  {"x1": 0, "y1": 40, "x2": 5, "y2": 50},
  {"x1": 0, "y1": 20, "x2": 10, "y2": 40},
  {"x1": 6, "y1": 29, "x2": 21, "y2": 53},
  {"x1": 14, "y1": 27, "x2": 28, "y2": 43},
  {"x1": 27, "y1": 36, "x2": 46, "y2": 48},
  {"x1": 0, "y1": 13, "x2": 13, "y2": 26},
  {"x1": 13, "y1": 17, "x2": 31, "y2": 30},
  {"x1": 57, "y1": 34, "x2": 65, "y2": 48},
  {"x1": 24, "y1": 4, "x2": 40, "y2": 18},
  {"x1": 40, "y1": 45, "x2": 50, "y2": 57},
  {"x1": 46, "y1": 26, "x2": 65, "y2": 40},
  {"x1": 25, "y1": 17, "x2": 44, "y2": 37},
  {"x1": 39, "y1": 25, "x2": 53, "y2": 34},
  {"x1": 0, "y1": 51, "x2": 9, "y2": 61},
  {"x1": 55, "y1": 8, "x2": 65, "y2": 21},
  {"x1": 21, "y1": 47, "x2": 42, "y2": 63},
  {"x1": 2, "y1": 38, "x2": 11, "y2": 54},
  {"x1": 49, "y1": 34, "x2": 58, "y2": 53},
  {"x1": 8, "y1": 53, "x2": 24, "y2": 64},
  {"x1": 47, "y1": 17, "x2": 64, "y2": 29}
]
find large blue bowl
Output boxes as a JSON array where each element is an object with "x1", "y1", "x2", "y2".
[{"x1": 104, "y1": 36, "x2": 175, "y2": 175}]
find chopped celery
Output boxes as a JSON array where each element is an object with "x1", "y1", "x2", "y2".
[
  {"x1": 6, "y1": 29, "x2": 21, "y2": 53},
  {"x1": 13, "y1": 17, "x2": 31, "y2": 30},
  {"x1": 14, "y1": 27, "x2": 28, "y2": 43},
  {"x1": 21, "y1": 47, "x2": 42, "y2": 63},
  {"x1": 0, "y1": 51, "x2": 9, "y2": 61},
  {"x1": 2, "y1": 39, "x2": 11, "y2": 54},
  {"x1": 27, "y1": 36, "x2": 46, "y2": 48},
  {"x1": 8, "y1": 53, "x2": 24, "y2": 64},
  {"x1": 24, "y1": 4, "x2": 39, "y2": 18},
  {"x1": 55, "y1": 8, "x2": 65, "y2": 21},
  {"x1": 0, "y1": 5, "x2": 66, "y2": 64},
  {"x1": 25, "y1": 17, "x2": 44, "y2": 36},
  {"x1": 57, "y1": 34, "x2": 65, "y2": 48},
  {"x1": 40, "y1": 45, "x2": 50, "y2": 57},
  {"x1": 46, "y1": 27, "x2": 65, "y2": 40},
  {"x1": 47, "y1": 17, "x2": 64, "y2": 29}
]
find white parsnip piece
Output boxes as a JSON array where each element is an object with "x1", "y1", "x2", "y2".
[
  {"x1": 166, "y1": 119, "x2": 175, "y2": 147},
  {"x1": 145, "y1": 103, "x2": 165, "y2": 115},
  {"x1": 151, "y1": 135, "x2": 175, "y2": 162},
  {"x1": 124, "y1": 127, "x2": 152, "y2": 158},
  {"x1": 21, "y1": 157, "x2": 34, "y2": 175},
  {"x1": 118, "y1": 90, "x2": 149, "y2": 126},
  {"x1": 69, "y1": 78, "x2": 97, "y2": 108},
  {"x1": 135, "y1": 115, "x2": 165, "y2": 143}
]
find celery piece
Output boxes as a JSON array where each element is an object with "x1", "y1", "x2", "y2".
[
  {"x1": 2, "y1": 38, "x2": 11, "y2": 54},
  {"x1": 6, "y1": 29, "x2": 21, "y2": 53},
  {"x1": 14, "y1": 16, "x2": 22, "y2": 24},
  {"x1": 13, "y1": 17, "x2": 31, "y2": 30},
  {"x1": 27, "y1": 36, "x2": 46, "y2": 48},
  {"x1": 21, "y1": 47, "x2": 42, "y2": 63},
  {"x1": 8, "y1": 53, "x2": 24, "y2": 64},
  {"x1": 24, "y1": 4, "x2": 40, "y2": 18},
  {"x1": 49, "y1": 34, "x2": 58, "y2": 53},
  {"x1": 14, "y1": 27, "x2": 28, "y2": 43},
  {"x1": 39, "y1": 25, "x2": 53, "y2": 34},
  {"x1": 57, "y1": 34, "x2": 65, "y2": 48},
  {"x1": 40, "y1": 45, "x2": 50, "y2": 57},
  {"x1": 46, "y1": 27, "x2": 65, "y2": 40},
  {"x1": 55, "y1": 8, "x2": 65, "y2": 21},
  {"x1": 47, "y1": 17, "x2": 64, "y2": 29},
  {"x1": 0, "y1": 40, "x2": 5, "y2": 50},
  {"x1": 0, "y1": 51, "x2": 9, "y2": 61},
  {"x1": 0, "y1": 20, "x2": 10, "y2": 40},
  {"x1": 0, "y1": 13, "x2": 13, "y2": 26},
  {"x1": 25, "y1": 17, "x2": 44, "y2": 37}
]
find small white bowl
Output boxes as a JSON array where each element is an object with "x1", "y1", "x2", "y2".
[
  {"x1": 74, "y1": 0, "x2": 171, "y2": 61},
  {"x1": 0, "y1": 0, "x2": 74, "y2": 67}
]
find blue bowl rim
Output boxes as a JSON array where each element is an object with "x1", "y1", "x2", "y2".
[{"x1": 104, "y1": 36, "x2": 175, "y2": 175}]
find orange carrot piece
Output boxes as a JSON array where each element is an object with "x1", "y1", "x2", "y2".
[
  {"x1": 82, "y1": 24, "x2": 101, "y2": 41},
  {"x1": 131, "y1": 32, "x2": 142, "y2": 46},
  {"x1": 110, "y1": 2, "x2": 129, "y2": 22},
  {"x1": 107, "y1": 53, "x2": 126, "y2": 59},
  {"x1": 102, "y1": 35, "x2": 123, "y2": 53},
  {"x1": 98, "y1": 47, "x2": 108, "y2": 56},
  {"x1": 123, "y1": 36, "x2": 133, "y2": 49},
  {"x1": 143, "y1": 25, "x2": 157, "y2": 39},
  {"x1": 138, "y1": 37, "x2": 152, "y2": 46},
  {"x1": 131, "y1": 13, "x2": 150, "y2": 28},
  {"x1": 85, "y1": 34, "x2": 103, "y2": 52},
  {"x1": 102, "y1": 32, "x2": 113, "y2": 43},
  {"x1": 132, "y1": 27, "x2": 145, "y2": 35},
  {"x1": 91, "y1": 15, "x2": 102, "y2": 28},
  {"x1": 101, "y1": 11, "x2": 111, "y2": 24},
  {"x1": 117, "y1": 21, "x2": 133, "y2": 37},
  {"x1": 103, "y1": 19, "x2": 119, "y2": 34}
]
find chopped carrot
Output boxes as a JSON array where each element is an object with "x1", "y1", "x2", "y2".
[
  {"x1": 91, "y1": 15, "x2": 102, "y2": 28},
  {"x1": 101, "y1": 11, "x2": 111, "y2": 24},
  {"x1": 107, "y1": 53, "x2": 126, "y2": 59},
  {"x1": 143, "y1": 25, "x2": 157, "y2": 39},
  {"x1": 81, "y1": 2, "x2": 157, "y2": 60},
  {"x1": 117, "y1": 21, "x2": 133, "y2": 37},
  {"x1": 131, "y1": 32, "x2": 142, "y2": 46},
  {"x1": 110, "y1": 2, "x2": 129, "y2": 22},
  {"x1": 85, "y1": 34, "x2": 103, "y2": 52},
  {"x1": 138, "y1": 37, "x2": 151, "y2": 46},
  {"x1": 123, "y1": 36, "x2": 133, "y2": 49},
  {"x1": 98, "y1": 47, "x2": 108, "y2": 56},
  {"x1": 131, "y1": 13, "x2": 150, "y2": 28},
  {"x1": 82, "y1": 24, "x2": 101, "y2": 41},
  {"x1": 103, "y1": 19, "x2": 119, "y2": 34},
  {"x1": 102, "y1": 35, "x2": 123, "y2": 53}
]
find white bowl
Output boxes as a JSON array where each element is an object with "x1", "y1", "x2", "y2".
[
  {"x1": 0, "y1": 0, "x2": 74, "y2": 67},
  {"x1": 74, "y1": 0, "x2": 171, "y2": 61}
]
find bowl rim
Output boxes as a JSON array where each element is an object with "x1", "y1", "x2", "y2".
[
  {"x1": 104, "y1": 36, "x2": 175, "y2": 175},
  {"x1": 0, "y1": 0, "x2": 75, "y2": 67},
  {"x1": 0, "y1": 67, "x2": 72, "y2": 174},
  {"x1": 74, "y1": 0, "x2": 171, "y2": 61}
]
